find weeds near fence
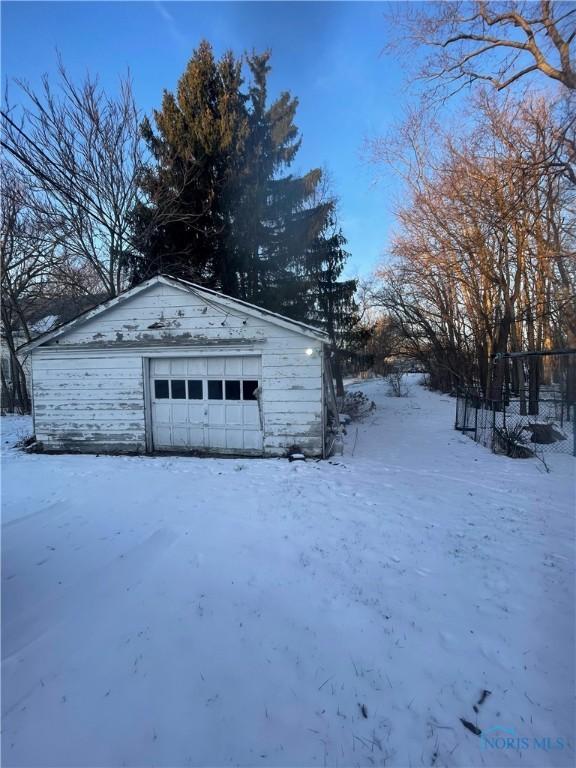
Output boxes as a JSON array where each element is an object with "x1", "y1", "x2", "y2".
[
  {"x1": 493, "y1": 423, "x2": 533, "y2": 458},
  {"x1": 455, "y1": 387, "x2": 575, "y2": 458}
]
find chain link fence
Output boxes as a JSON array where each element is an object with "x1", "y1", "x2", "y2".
[
  {"x1": 455, "y1": 351, "x2": 576, "y2": 458},
  {"x1": 456, "y1": 388, "x2": 575, "y2": 457}
]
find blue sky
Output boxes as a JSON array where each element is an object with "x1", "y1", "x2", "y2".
[{"x1": 2, "y1": 1, "x2": 419, "y2": 279}]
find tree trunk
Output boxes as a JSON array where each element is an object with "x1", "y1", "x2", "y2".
[{"x1": 528, "y1": 356, "x2": 541, "y2": 416}]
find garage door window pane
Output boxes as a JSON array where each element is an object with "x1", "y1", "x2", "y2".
[
  {"x1": 171, "y1": 380, "x2": 186, "y2": 399},
  {"x1": 188, "y1": 380, "x2": 203, "y2": 399},
  {"x1": 208, "y1": 380, "x2": 223, "y2": 400},
  {"x1": 155, "y1": 380, "x2": 169, "y2": 399},
  {"x1": 225, "y1": 380, "x2": 241, "y2": 400},
  {"x1": 242, "y1": 380, "x2": 259, "y2": 400}
]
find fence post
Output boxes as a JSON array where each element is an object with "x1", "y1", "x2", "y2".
[
  {"x1": 455, "y1": 389, "x2": 459, "y2": 430},
  {"x1": 474, "y1": 401, "x2": 478, "y2": 442},
  {"x1": 492, "y1": 401, "x2": 496, "y2": 452}
]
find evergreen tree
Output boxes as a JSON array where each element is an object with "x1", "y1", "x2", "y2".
[
  {"x1": 131, "y1": 41, "x2": 356, "y2": 337},
  {"x1": 131, "y1": 41, "x2": 248, "y2": 295},
  {"x1": 304, "y1": 212, "x2": 358, "y2": 394}
]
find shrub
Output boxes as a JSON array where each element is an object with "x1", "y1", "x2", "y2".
[
  {"x1": 493, "y1": 423, "x2": 533, "y2": 458},
  {"x1": 386, "y1": 370, "x2": 408, "y2": 397}
]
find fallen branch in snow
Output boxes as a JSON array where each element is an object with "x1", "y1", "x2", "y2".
[
  {"x1": 534, "y1": 451, "x2": 551, "y2": 474},
  {"x1": 459, "y1": 718, "x2": 481, "y2": 736},
  {"x1": 352, "y1": 733, "x2": 371, "y2": 749},
  {"x1": 318, "y1": 676, "x2": 333, "y2": 691},
  {"x1": 473, "y1": 689, "x2": 491, "y2": 713},
  {"x1": 524, "y1": 691, "x2": 553, "y2": 711}
]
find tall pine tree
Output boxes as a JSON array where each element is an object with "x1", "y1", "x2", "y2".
[
  {"x1": 131, "y1": 41, "x2": 356, "y2": 336},
  {"x1": 304, "y1": 210, "x2": 358, "y2": 393},
  {"x1": 131, "y1": 41, "x2": 248, "y2": 295}
]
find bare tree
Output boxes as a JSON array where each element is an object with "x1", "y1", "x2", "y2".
[
  {"x1": 0, "y1": 163, "x2": 61, "y2": 412},
  {"x1": 372, "y1": 3, "x2": 575, "y2": 402},
  {"x1": 1, "y1": 60, "x2": 199, "y2": 299},
  {"x1": 1, "y1": 63, "x2": 143, "y2": 297},
  {"x1": 371, "y1": 93, "x2": 575, "y2": 398},
  {"x1": 387, "y1": 1, "x2": 575, "y2": 97}
]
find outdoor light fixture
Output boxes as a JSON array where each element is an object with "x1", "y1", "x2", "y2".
[{"x1": 305, "y1": 348, "x2": 314, "y2": 356}]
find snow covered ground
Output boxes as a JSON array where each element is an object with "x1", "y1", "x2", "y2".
[{"x1": 2, "y1": 376, "x2": 574, "y2": 767}]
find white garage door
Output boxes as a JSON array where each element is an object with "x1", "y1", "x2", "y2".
[{"x1": 150, "y1": 357, "x2": 262, "y2": 453}]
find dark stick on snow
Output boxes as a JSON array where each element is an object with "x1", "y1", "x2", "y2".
[
  {"x1": 460, "y1": 718, "x2": 481, "y2": 736},
  {"x1": 477, "y1": 689, "x2": 491, "y2": 706}
]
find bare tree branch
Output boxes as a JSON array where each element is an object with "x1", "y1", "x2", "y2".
[
  {"x1": 386, "y1": 1, "x2": 576, "y2": 95},
  {"x1": 1, "y1": 61, "x2": 204, "y2": 298}
]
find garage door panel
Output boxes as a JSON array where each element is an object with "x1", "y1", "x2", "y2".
[
  {"x1": 207, "y1": 404, "x2": 225, "y2": 425},
  {"x1": 188, "y1": 427, "x2": 205, "y2": 445},
  {"x1": 155, "y1": 426, "x2": 172, "y2": 446},
  {"x1": 187, "y1": 404, "x2": 204, "y2": 422},
  {"x1": 186, "y1": 359, "x2": 207, "y2": 376},
  {"x1": 244, "y1": 430, "x2": 262, "y2": 450},
  {"x1": 170, "y1": 359, "x2": 187, "y2": 375},
  {"x1": 154, "y1": 402, "x2": 172, "y2": 421},
  {"x1": 151, "y1": 359, "x2": 171, "y2": 375},
  {"x1": 242, "y1": 357, "x2": 260, "y2": 376},
  {"x1": 206, "y1": 428, "x2": 227, "y2": 448},
  {"x1": 224, "y1": 358, "x2": 242, "y2": 375},
  {"x1": 243, "y1": 407, "x2": 260, "y2": 427},
  {"x1": 225, "y1": 430, "x2": 244, "y2": 450},
  {"x1": 172, "y1": 426, "x2": 189, "y2": 446},
  {"x1": 171, "y1": 402, "x2": 189, "y2": 421},
  {"x1": 207, "y1": 358, "x2": 226, "y2": 375},
  {"x1": 151, "y1": 356, "x2": 263, "y2": 453},
  {"x1": 224, "y1": 404, "x2": 243, "y2": 425}
]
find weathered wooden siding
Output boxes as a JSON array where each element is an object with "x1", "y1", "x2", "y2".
[
  {"x1": 31, "y1": 280, "x2": 325, "y2": 457},
  {"x1": 260, "y1": 348, "x2": 323, "y2": 456},
  {"x1": 32, "y1": 353, "x2": 146, "y2": 453},
  {"x1": 46, "y1": 282, "x2": 307, "y2": 350}
]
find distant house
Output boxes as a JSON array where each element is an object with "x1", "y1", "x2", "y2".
[{"x1": 21, "y1": 275, "x2": 340, "y2": 457}]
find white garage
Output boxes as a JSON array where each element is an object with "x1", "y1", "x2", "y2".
[{"x1": 22, "y1": 276, "x2": 339, "y2": 458}]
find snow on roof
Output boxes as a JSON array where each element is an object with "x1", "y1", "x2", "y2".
[{"x1": 31, "y1": 315, "x2": 59, "y2": 335}]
